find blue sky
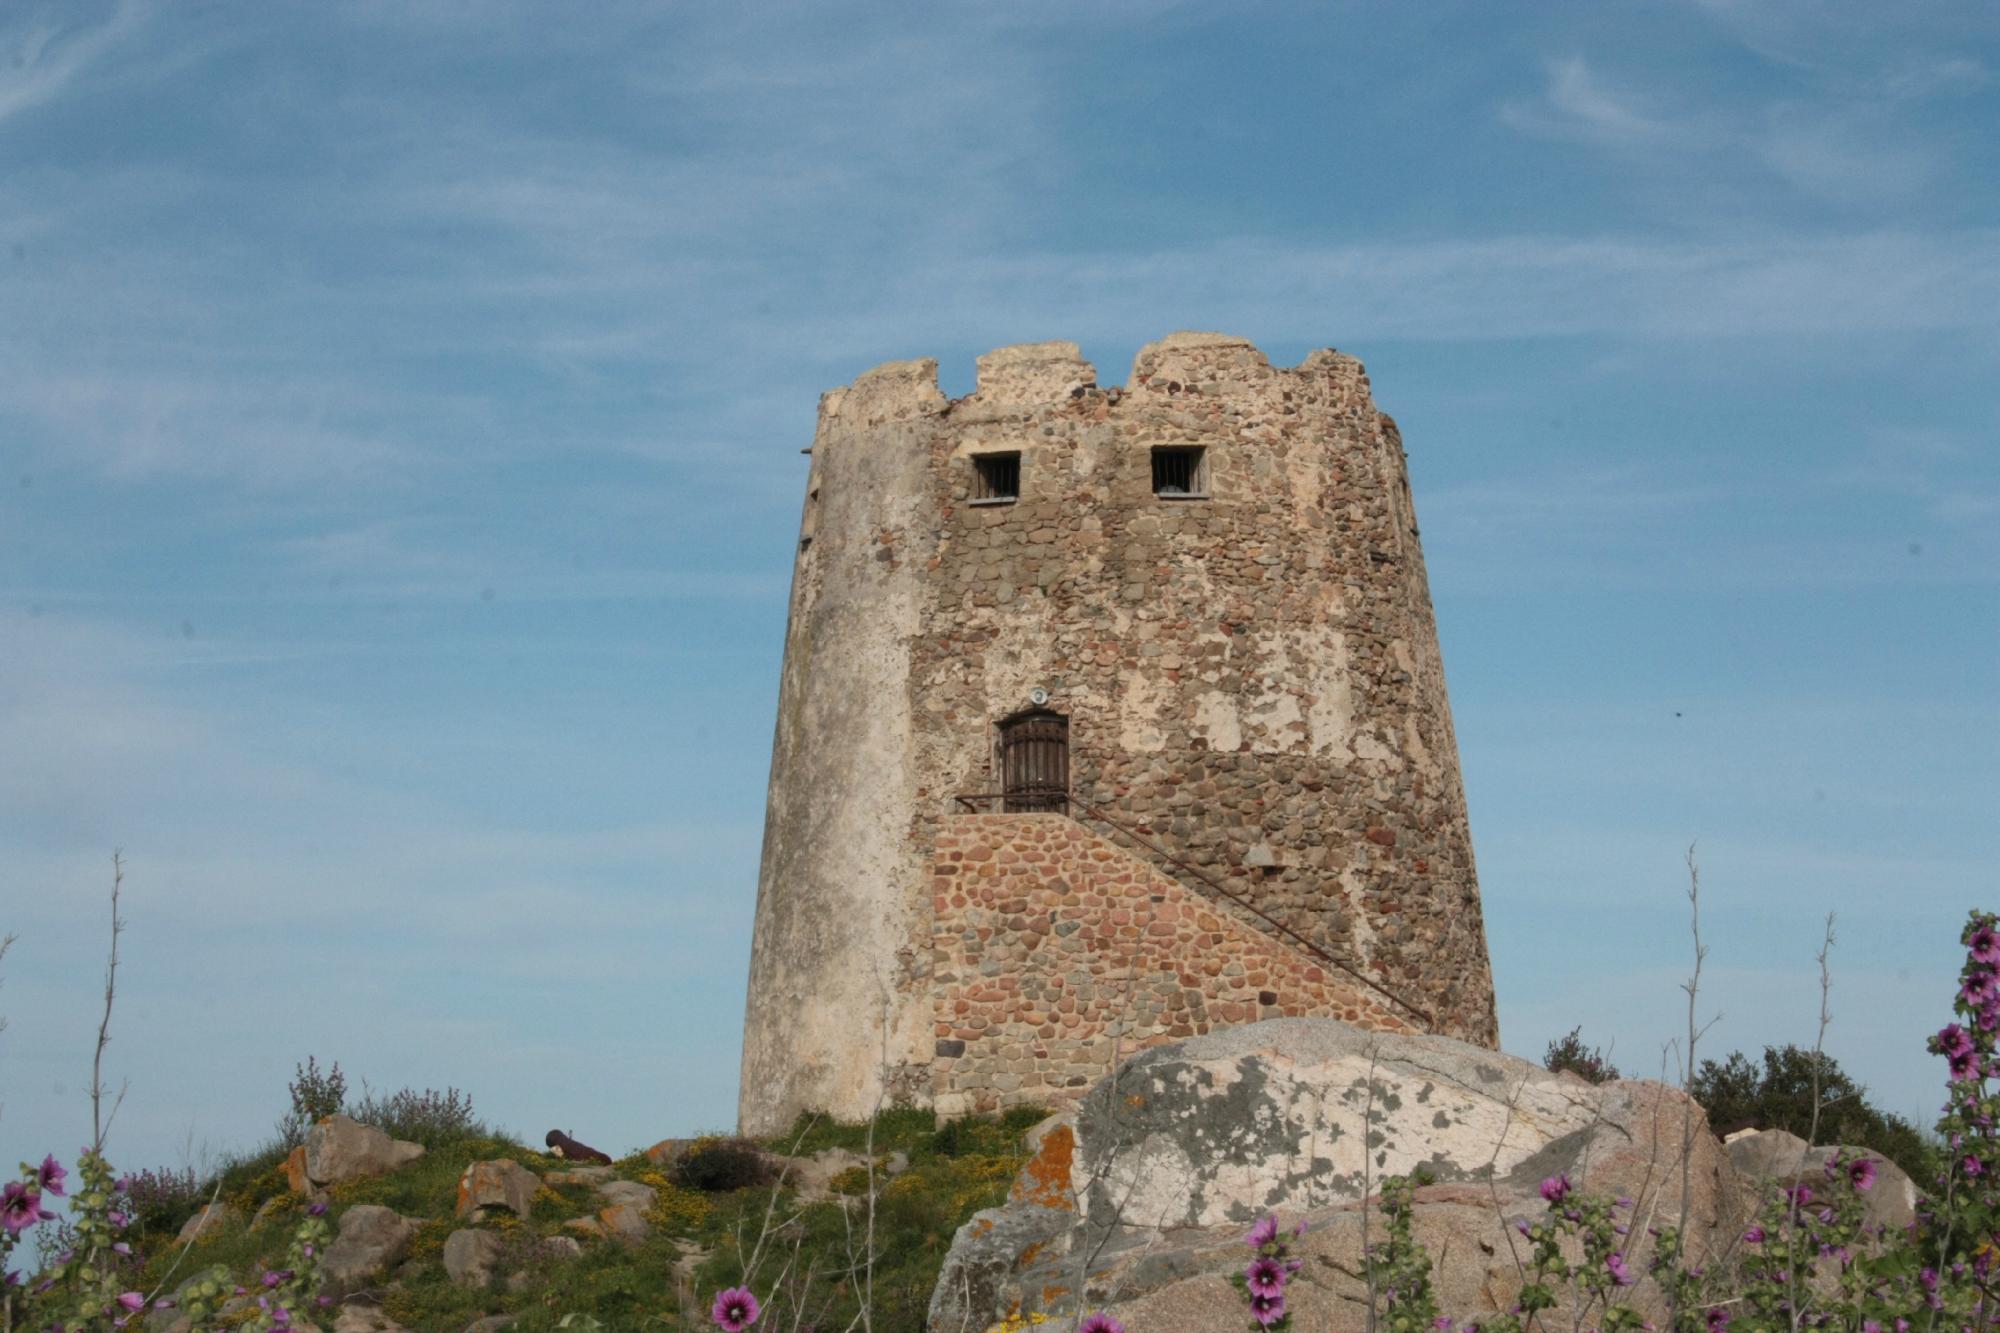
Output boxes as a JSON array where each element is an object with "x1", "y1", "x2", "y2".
[{"x1": 1, "y1": 1, "x2": 1995, "y2": 1184}]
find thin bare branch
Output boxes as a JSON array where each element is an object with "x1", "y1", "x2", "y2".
[{"x1": 91, "y1": 852, "x2": 127, "y2": 1153}]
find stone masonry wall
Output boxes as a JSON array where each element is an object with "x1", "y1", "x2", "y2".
[
  {"x1": 741, "y1": 332, "x2": 1494, "y2": 1135},
  {"x1": 929, "y1": 815, "x2": 1416, "y2": 1116}
]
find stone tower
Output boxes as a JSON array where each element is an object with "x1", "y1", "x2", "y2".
[{"x1": 738, "y1": 332, "x2": 1496, "y2": 1136}]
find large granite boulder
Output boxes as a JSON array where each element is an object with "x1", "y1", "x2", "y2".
[
  {"x1": 1727, "y1": 1128, "x2": 1920, "y2": 1237},
  {"x1": 931, "y1": 1018, "x2": 1743, "y2": 1333},
  {"x1": 320, "y1": 1205, "x2": 416, "y2": 1301},
  {"x1": 175, "y1": 1200, "x2": 238, "y2": 1243},
  {"x1": 302, "y1": 1116, "x2": 425, "y2": 1189},
  {"x1": 457, "y1": 1159, "x2": 539, "y2": 1221},
  {"x1": 443, "y1": 1228, "x2": 507, "y2": 1289}
]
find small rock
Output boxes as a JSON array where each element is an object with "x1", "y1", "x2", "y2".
[
  {"x1": 645, "y1": 1137, "x2": 691, "y2": 1166},
  {"x1": 305, "y1": 1116, "x2": 425, "y2": 1188},
  {"x1": 563, "y1": 1215, "x2": 607, "y2": 1240},
  {"x1": 464, "y1": 1318, "x2": 518, "y2": 1333},
  {"x1": 456, "y1": 1159, "x2": 538, "y2": 1221},
  {"x1": 597, "y1": 1202, "x2": 651, "y2": 1245},
  {"x1": 332, "y1": 1308, "x2": 410, "y2": 1333},
  {"x1": 596, "y1": 1179, "x2": 657, "y2": 1211},
  {"x1": 319, "y1": 1205, "x2": 416, "y2": 1300},
  {"x1": 545, "y1": 1165, "x2": 617, "y2": 1187},
  {"x1": 442, "y1": 1228, "x2": 507, "y2": 1290},
  {"x1": 176, "y1": 1201, "x2": 238, "y2": 1243}
]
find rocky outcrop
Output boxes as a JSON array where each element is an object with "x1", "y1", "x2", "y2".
[
  {"x1": 176, "y1": 1200, "x2": 238, "y2": 1243},
  {"x1": 443, "y1": 1228, "x2": 507, "y2": 1289},
  {"x1": 320, "y1": 1205, "x2": 416, "y2": 1301},
  {"x1": 456, "y1": 1159, "x2": 538, "y2": 1221},
  {"x1": 331, "y1": 1308, "x2": 410, "y2": 1333},
  {"x1": 1727, "y1": 1128, "x2": 1919, "y2": 1236},
  {"x1": 299, "y1": 1117, "x2": 425, "y2": 1191},
  {"x1": 932, "y1": 1019, "x2": 1743, "y2": 1333}
]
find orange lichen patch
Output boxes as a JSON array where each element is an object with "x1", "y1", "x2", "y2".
[
  {"x1": 972, "y1": 1216, "x2": 996, "y2": 1237},
  {"x1": 1009, "y1": 1123, "x2": 1076, "y2": 1211},
  {"x1": 284, "y1": 1146, "x2": 309, "y2": 1195},
  {"x1": 1040, "y1": 1285, "x2": 1070, "y2": 1306}
]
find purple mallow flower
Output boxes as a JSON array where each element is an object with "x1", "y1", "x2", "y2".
[
  {"x1": 1250, "y1": 1290, "x2": 1288, "y2": 1327},
  {"x1": 1, "y1": 1183, "x2": 53, "y2": 1235},
  {"x1": 1538, "y1": 1173, "x2": 1571, "y2": 1205},
  {"x1": 1743, "y1": 1225, "x2": 1765, "y2": 1244},
  {"x1": 711, "y1": 1286, "x2": 761, "y2": 1332},
  {"x1": 1849, "y1": 1157, "x2": 1879, "y2": 1192},
  {"x1": 116, "y1": 1292, "x2": 145, "y2": 1312},
  {"x1": 1079, "y1": 1315, "x2": 1125, "y2": 1333},
  {"x1": 1245, "y1": 1257, "x2": 1287, "y2": 1298},
  {"x1": 1245, "y1": 1214, "x2": 1280, "y2": 1248},
  {"x1": 1606, "y1": 1252, "x2": 1635, "y2": 1287},
  {"x1": 1706, "y1": 1307, "x2": 1731, "y2": 1330},
  {"x1": 1970, "y1": 922, "x2": 2000, "y2": 965},
  {"x1": 37, "y1": 1156, "x2": 66, "y2": 1198}
]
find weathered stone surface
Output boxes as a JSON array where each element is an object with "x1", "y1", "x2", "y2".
[
  {"x1": 331, "y1": 1307, "x2": 409, "y2": 1333},
  {"x1": 456, "y1": 1159, "x2": 537, "y2": 1221},
  {"x1": 176, "y1": 1200, "x2": 237, "y2": 1243},
  {"x1": 932, "y1": 1019, "x2": 1742, "y2": 1332},
  {"x1": 442, "y1": 1228, "x2": 507, "y2": 1289},
  {"x1": 320, "y1": 1205, "x2": 415, "y2": 1301},
  {"x1": 778, "y1": 1147, "x2": 910, "y2": 1202},
  {"x1": 304, "y1": 1116, "x2": 425, "y2": 1188},
  {"x1": 743, "y1": 334, "x2": 1496, "y2": 1135},
  {"x1": 285, "y1": 1145, "x2": 311, "y2": 1194},
  {"x1": 931, "y1": 820, "x2": 1419, "y2": 1116},
  {"x1": 1728, "y1": 1129, "x2": 1920, "y2": 1236},
  {"x1": 929, "y1": 1204, "x2": 1076, "y2": 1333},
  {"x1": 595, "y1": 1178, "x2": 657, "y2": 1211},
  {"x1": 596, "y1": 1202, "x2": 651, "y2": 1245},
  {"x1": 1070, "y1": 1019, "x2": 1731, "y2": 1232},
  {"x1": 644, "y1": 1138, "x2": 690, "y2": 1166},
  {"x1": 545, "y1": 1165, "x2": 617, "y2": 1188}
]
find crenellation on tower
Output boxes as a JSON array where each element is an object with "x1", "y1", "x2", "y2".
[{"x1": 740, "y1": 331, "x2": 1497, "y2": 1135}]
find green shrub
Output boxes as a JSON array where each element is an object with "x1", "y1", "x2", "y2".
[
  {"x1": 1690, "y1": 1043, "x2": 1937, "y2": 1179},
  {"x1": 1542, "y1": 1025, "x2": 1620, "y2": 1084},
  {"x1": 348, "y1": 1082, "x2": 484, "y2": 1149},
  {"x1": 274, "y1": 1056, "x2": 346, "y2": 1148},
  {"x1": 673, "y1": 1136, "x2": 774, "y2": 1193}
]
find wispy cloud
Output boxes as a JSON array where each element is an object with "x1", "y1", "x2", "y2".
[
  {"x1": 0, "y1": 0, "x2": 143, "y2": 128},
  {"x1": 1500, "y1": 56, "x2": 1684, "y2": 147}
]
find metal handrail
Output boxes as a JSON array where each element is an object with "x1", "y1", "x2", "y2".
[
  {"x1": 948, "y1": 788, "x2": 1432, "y2": 1024},
  {"x1": 952, "y1": 791, "x2": 1069, "y2": 814}
]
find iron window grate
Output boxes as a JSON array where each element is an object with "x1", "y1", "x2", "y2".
[
  {"x1": 972, "y1": 452, "x2": 1021, "y2": 503},
  {"x1": 1152, "y1": 446, "x2": 1209, "y2": 498}
]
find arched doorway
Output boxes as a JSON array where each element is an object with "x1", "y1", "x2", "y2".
[{"x1": 998, "y1": 710, "x2": 1069, "y2": 812}]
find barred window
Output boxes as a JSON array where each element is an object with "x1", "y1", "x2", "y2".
[
  {"x1": 971, "y1": 452, "x2": 1020, "y2": 503},
  {"x1": 1152, "y1": 446, "x2": 1209, "y2": 498}
]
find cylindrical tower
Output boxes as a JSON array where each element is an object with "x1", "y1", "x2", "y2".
[{"x1": 739, "y1": 332, "x2": 1495, "y2": 1135}]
